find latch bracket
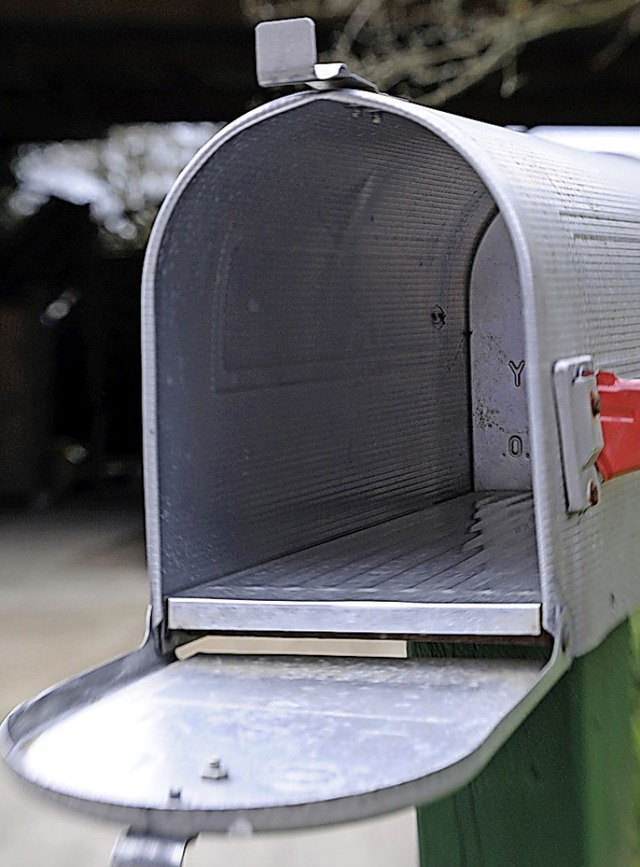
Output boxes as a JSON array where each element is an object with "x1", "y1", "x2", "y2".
[
  {"x1": 255, "y1": 18, "x2": 378, "y2": 92},
  {"x1": 553, "y1": 356, "x2": 604, "y2": 513},
  {"x1": 111, "y1": 830, "x2": 192, "y2": 867}
]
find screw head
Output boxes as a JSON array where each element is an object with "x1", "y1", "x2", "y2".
[{"x1": 202, "y1": 759, "x2": 229, "y2": 781}]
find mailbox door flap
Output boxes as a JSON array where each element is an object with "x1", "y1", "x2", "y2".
[{"x1": 2, "y1": 640, "x2": 568, "y2": 837}]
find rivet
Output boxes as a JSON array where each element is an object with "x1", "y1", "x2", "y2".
[
  {"x1": 202, "y1": 759, "x2": 229, "y2": 781},
  {"x1": 430, "y1": 305, "x2": 446, "y2": 330}
]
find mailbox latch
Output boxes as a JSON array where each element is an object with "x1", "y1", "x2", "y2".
[
  {"x1": 554, "y1": 357, "x2": 640, "y2": 512},
  {"x1": 554, "y1": 356, "x2": 604, "y2": 513},
  {"x1": 255, "y1": 17, "x2": 378, "y2": 92}
]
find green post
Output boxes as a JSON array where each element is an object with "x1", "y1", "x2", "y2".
[{"x1": 409, "y1": 620, "x2": 639, "y2": 867}]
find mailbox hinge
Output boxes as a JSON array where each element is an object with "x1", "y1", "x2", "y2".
[{"x1": 255, "y1": 17, "x2": 378, "y2": 93}]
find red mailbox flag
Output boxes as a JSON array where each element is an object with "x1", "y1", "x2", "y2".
[{"x1": 596, "y1": 371, "x2": 640, "y2": 481}]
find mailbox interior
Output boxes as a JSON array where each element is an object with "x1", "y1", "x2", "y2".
[{"x1": 149, "y1": 97, "x2": 540, "y2": 640}]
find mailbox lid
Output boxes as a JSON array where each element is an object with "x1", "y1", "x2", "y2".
[{"x1": 2, "y1": 641, "x2": 567, "y2": 837}]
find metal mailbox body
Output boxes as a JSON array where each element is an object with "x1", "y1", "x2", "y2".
[
  {"x1": 144, "y1": 87, "x2": 640, "y2": 658},
  {"x1": 5, "y1": 72, "x2": 640, "y2": 863}
]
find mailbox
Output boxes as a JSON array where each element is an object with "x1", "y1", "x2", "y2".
[{"x1": 4, "y1": 18, "x2": 640, "y2": 867}]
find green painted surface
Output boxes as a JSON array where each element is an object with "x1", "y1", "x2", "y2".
[{"x1": 409, "y1": 621, "x2": 638, "y2": 867}]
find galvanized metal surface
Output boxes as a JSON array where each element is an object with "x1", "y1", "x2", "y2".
[
  {"x1": 143, "y1": 89, "x2": 640, "y2": 655},
  {"x1": 1, "y1": 638, "x2": 569, "y2": 837},
  {"x1": 553, "y1": 357, "x2": 603, "y2": 513},
  {"x1": 470, "y1": 215, "x2": 531, "y2": 491},
  {"x1": 168, "y1": 598, "x2": 540, "y2": 638},
  {"x1": 0, "y1": 502, "x2": 414, "y2": 867},
  {"x1": 255, "y1": 18, "x2": 317, "y2": 87},
  {"x1": 255, "y1": 17, "x2": 377, "y2": 92},
  {"x1": 168, "y1": 492, "x2": 541, "y2": 636},
  {"x1": 111, "y1": 831, "x2": 192, "y2": 867},
  {"x1": 143, "y1": 97, "x2": 494, "y2": 610}
]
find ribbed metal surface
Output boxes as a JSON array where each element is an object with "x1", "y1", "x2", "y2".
[
  {"x1": 150, "y1": 102, "x2": 495, "y2": 598},
  {"x1": 435, "y1": 105, "x2": 640, "y2": 654},
  {"x1": 143, "y1": 90, "x2": 640, "y2": 654},
  {"x1": 168, "y1": 492, "x2": 540, "y2": 636},
  {"x1": 174, "y1": 492, "x2": 537, "y2": 603}
]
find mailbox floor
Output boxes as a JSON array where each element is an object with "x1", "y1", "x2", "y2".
[{"x1": 0, "y1": 488, "x2": 417, "y2": 867}]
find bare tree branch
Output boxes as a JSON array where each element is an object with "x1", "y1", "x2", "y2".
[{"x1": 242, "y1": 0, "x2": 640, "y2": 105}]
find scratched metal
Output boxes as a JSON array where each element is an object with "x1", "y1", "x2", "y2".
[
  {"x1": 168, "y1": 492, "x2": 541, "y2": 636},
  {"x1": 4, "y1": 652, "x2": 551, "y2": 836}
]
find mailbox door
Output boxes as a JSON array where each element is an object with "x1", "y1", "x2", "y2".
[{"x1": 1, "y1": 636, "x2": 568, "y2": 838}]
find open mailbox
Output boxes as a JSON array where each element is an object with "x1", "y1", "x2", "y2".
[
  {"x1": 5, "y1": 19, "x2": 640, "y2": 867},
  {"x1": 156, "y1": 98, "x2": 539, "y2": 643}
]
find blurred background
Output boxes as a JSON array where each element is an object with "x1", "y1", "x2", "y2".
[
  {"x1": 2, "y1": 1, "x2": 640, "y2": 864},
  {"x1": 4, "y1": 0, "x2": 640, "y2": 508}
]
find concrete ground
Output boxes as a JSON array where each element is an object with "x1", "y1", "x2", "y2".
[{"x1": 0, "y1": 491, "x2": 418, "y2": 867}]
